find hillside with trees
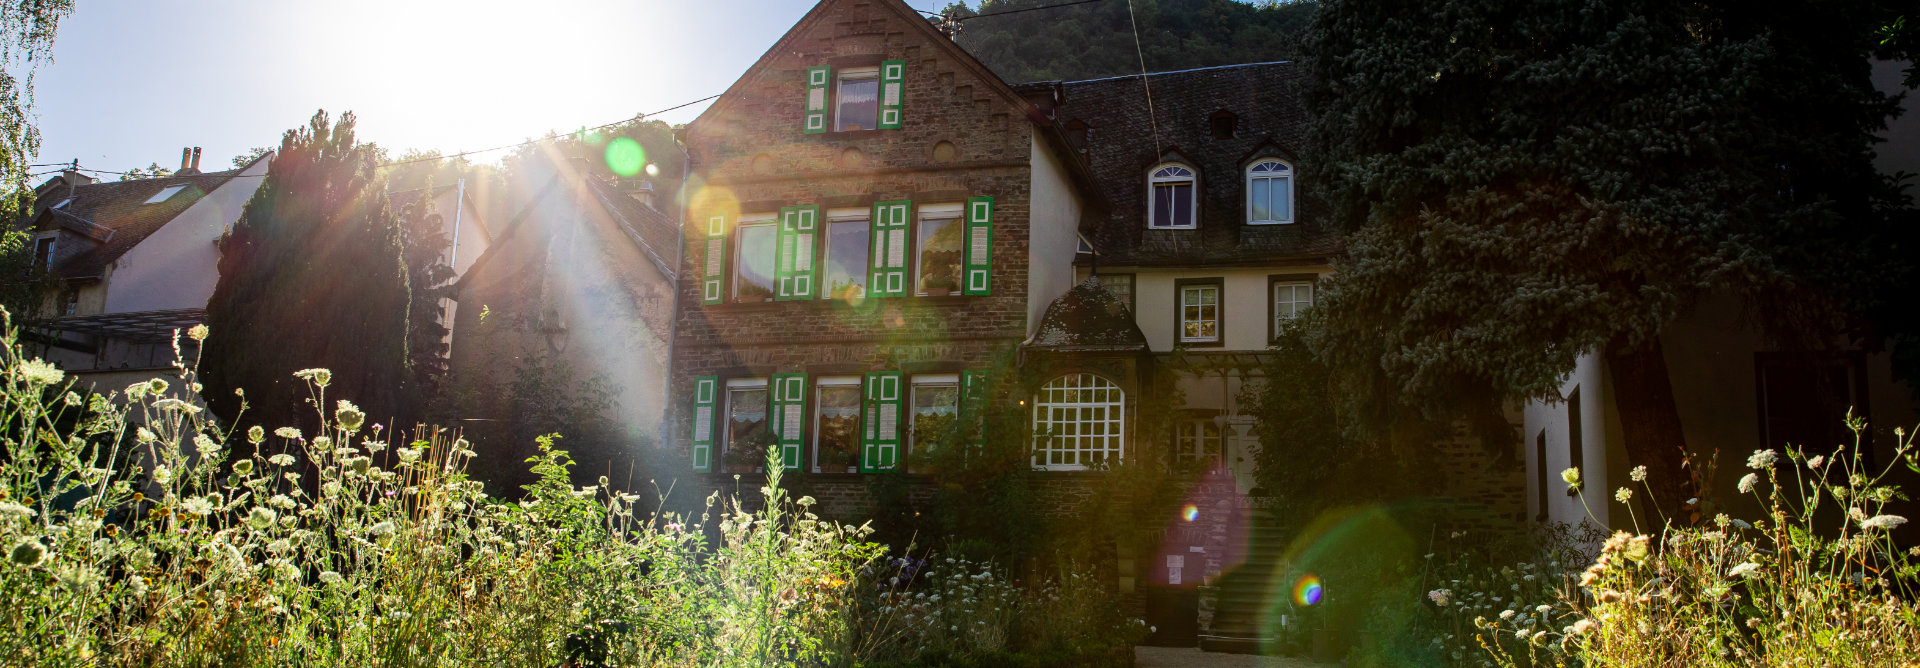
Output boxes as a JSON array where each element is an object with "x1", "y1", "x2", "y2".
[{"x1": 939, "y1": 0, "x2": 1315, "y2": 83}]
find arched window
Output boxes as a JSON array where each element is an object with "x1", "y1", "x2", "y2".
[
  {"x1": 1032, "y1": 373, "x2": 1125, "y2": 470},
  {"x1": 1148, "y1": 163, "x2": 1197, "y2": 229},
  {"x1": 1247, "y1": 159, "x2": 1293, "y2": 225}
]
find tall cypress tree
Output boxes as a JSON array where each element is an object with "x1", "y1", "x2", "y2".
[
  {"x1": 201, "y1": 111, "x2": 413, "y2": 434},
  {"x1": 1302, "y1": 0, "x2": 1915, "y2": 520}
]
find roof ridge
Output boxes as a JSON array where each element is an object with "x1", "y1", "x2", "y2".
[{"x1": 1053, "y1": 60, "x2": 1294, "y2": 86}]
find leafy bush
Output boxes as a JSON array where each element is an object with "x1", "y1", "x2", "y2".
[{"x1": 852, "y1": 554, "x2": 1145, "y2": 666}]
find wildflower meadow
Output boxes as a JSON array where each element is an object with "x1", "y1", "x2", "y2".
[{"x1": 0, "y1": 317, "x2": 1138, "y2": 667}]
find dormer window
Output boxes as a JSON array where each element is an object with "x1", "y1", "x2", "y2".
[
  {"x1": 1247, "y1": 159, "x2": 1293, "y2": 225},
  {"x1": 1148, "y1": 163, "x2": 1197, "y2": 229},
  {"x1": 144, "y1": 184, "x2": 187, "y2": 204}
]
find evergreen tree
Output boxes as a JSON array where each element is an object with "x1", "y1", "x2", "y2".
[
  {"x1": 398, "y1": 192, "x2": 455, "y2": 402},
  {"x1": 1302, "y1": 0, "x2": 1916, "y2": 520},
  {"x1": 201, "y1": 111, "x2": 414, "y2": 435}
]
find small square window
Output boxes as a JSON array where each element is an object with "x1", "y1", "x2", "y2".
[
  {"x1": 144, "y1": 184, "x2": 187, "y2": 204},
  {"x1": 1177, "y1": 280, "x2": 1222, "y2": 345}
]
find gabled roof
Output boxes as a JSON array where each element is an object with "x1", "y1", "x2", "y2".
[
  {"x1": 1027, "y1": 276, "x2": 1148, "y2": 352},
  {"x1": 691, "y1": 0, "x2": 1047, "y2": 132},
  {"x1": 1050, "y1": 61, "x2": 1340, "y2": 267},
  {"x1": 453, "y1": 165, "x2": 679, "y2": 296},
  {"x1": 22, "y1": 157, "x2": 264, "y2": 279},
  {"x1": 583, "y1": 178, "x2": 679, "y2": 280}
]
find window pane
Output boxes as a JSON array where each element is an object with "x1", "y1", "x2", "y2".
[
  {"x1": 1272, "y1": 175, "x2": 1290, "y2": 221},
  {"x1": 727, "y1": 387, "x2": 769, "y2": 459},
  {"x1": 918, "y1": 215, "x2": 963, "y2": 294},
  {"x1": 1251, "y1": 178, "x2": 1270, "y2": 221},
  {"x1": 1171, "y1": 184, "x2": 1193, "y2": 227},
  {"x1": 823, "y1": 220, "x2": 869, "y2": 300},
  {"x1": 816, "y1": 385, "x2": 861, "y2": 469},
  {"x1": 735, "y1": 223, "x2": 776, "y2": 301},
  {"x1": 1095, "y1": 274, "x2": 1133, "y2": 309},
  {"x1": 838, "y1": 77, "x2": 879, "y2": 131}
]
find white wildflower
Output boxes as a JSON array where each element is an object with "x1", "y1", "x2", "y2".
[
  {"x1": 292, "y1": 368, "x2": 331, "y2": 387},
  {"x1": 1738, "y1": 473, "x2": 1758, "y2": 494},
  {"x1": 247, "y1": 506, "x2": 276, "y2": 530},
  {"x1": 1747, "y1": 449, "x2": 1777, "y2": 470},
  {"x1": 1560, "y1": 467, "x2": 1581, "y2": 488},
  {"x1": 274, "y1": 427, "x2": 302, "y2": 440},
  {"x1": 334, "y1": 400, "x2": 365, "y2": 432},
  {"x1": 187, "y1": 324, "x2": 209, "y2": 341},
  {"x1": 0, "y1": 503, "x2": 34, "y2": 521},
  {"x1": 1807, "y1": 455, "x2": 1824, "y2": 469},
  {"x1": 151, "y1": 465, "x2": 173, "y2": 485},
  {"x1": 16, "y1": 359, "x2": 63, "y2": 385},
  {"x1": 1860, "y1": 515, "x2": 1908, "y2": 531},
  {"x1": 319, "y1": 571, "x2": 343, "y2": 585},
  {"x1": 179, "y1": 497, "x2": 213, "y2": 516},
  {"x1": 269, "y1": 453, "x2": 295, "y2": 467},
  {"x1": 1615, "y1": 487, "x2": 1633, "y2": 503},
  {"x1": 1630, "y1": 465, "x2": 1647, "y2": 482},
  {"x1": 1728, "y1": 562, "x2": 1762, "y2": 579}
]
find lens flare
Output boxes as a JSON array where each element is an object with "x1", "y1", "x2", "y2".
[
  {"x1": 1293, "y1": 574, "x2": 1323, "y2": 606},
  {"x1": 1181, "y1": 504, "x2": 1199, "y2": 522},
  {"x1": 604, "y1": 137, "x2": 646, "y2": 177}
]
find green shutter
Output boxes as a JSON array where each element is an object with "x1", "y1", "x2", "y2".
[
  {"x1": 701, "y1": 214, "x2": 726, "y2": 305},
  {"x1": 869, "y1": 201, "x2": 911, "y2": 298},
  {"x1": 770, "y1": 372, "x2": 807, "y2": 470},
  {"x1": 804, "y1": 65, "x2": 831, "y2": 134},
  {"x1": 690, "y1": 376, "x2": 718, "y2": 472},
  {"x1": 861, "y1": 371, "x2": 903, "y2": 472},
  {"x1": 963, "y1": 197, "x2": 994, "y2": 295},
  {"x1": 776, "y1": 205, "x2": 819, "y2": 301},
  {"x1": 961, "y1": 370, "x2": 989, "y2": 455},
  {"x1": 878, "y1": 60, "x2": 905, "y2": 130}
]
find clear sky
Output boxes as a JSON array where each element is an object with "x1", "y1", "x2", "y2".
[{"x1": 31, "y1": 0, "x2": 952, "y2": 177}]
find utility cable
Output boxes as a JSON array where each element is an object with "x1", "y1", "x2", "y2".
[{"x1": 1123, "y1": 0, "x2": 1162, "y2": 161}]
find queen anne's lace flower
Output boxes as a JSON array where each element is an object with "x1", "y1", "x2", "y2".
[
  {"x1": 1738, "y1": 473, "x2": 1758, "y2": 494},
  {"x1": 15, "y1": 359, "x2": 63, "y2": 386},
  {"x1": 1615, "y1": 487, "x2": 1633, "y2": 503},
  {"x1": 1728, "y1": 562, "x2": 1761, "y2": 579},
  {"x1": 269, "y1": 453, "x2": 295, "y2": 467},
  {"x1": 1630, "y1": 465, "x2": 1647, "y2": 482},
  {"x1": 293, "y1": 368, "x2": 331, "y2": 387},
  {"x1": 1561, "y1": 467, "x2": 1582, "y2": 490},
  {"x1": 1747, "y1": 449, "x2": 1778, "y2": 470},
  {"x1": 1860, "y1": 515, "x2": 1908, "y2": 531}
]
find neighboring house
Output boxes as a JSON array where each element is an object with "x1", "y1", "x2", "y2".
[
  {"x1": 1051, "y1": 62, "x2": 1339, "y2": 492},
  {"x1": 388, "y1": 180, "x2": 492, "y2": 351},
  {"x1": 448, "y1": 157, "x2": 679, "y2": 471},
  {"x1": 21, "y1": 149, "x2": 270, "y2": 391},
  {"x1": 667, "y1": 0, "x2": 1103, "y2": 483},
  {"x1": 1523, "y1": 61, "x2": 1920, "y2": 529}
]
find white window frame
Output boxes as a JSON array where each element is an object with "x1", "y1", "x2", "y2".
[
  {"x1": 915, "y1": 202, "x2": 964, "y2": 296},
  {"x1": 32, "y1": 233, "x2": 56, "y2": 271},
  {"x1": 731, "y1": 213, "x2": 777, "y2": 302},
  {"x1": 811, "y1": 376, "x2": 862, "y2": 472},
  {"x1": 1246, "y1": 159, "x2": 1294, "y2": 225},
  {"x1": 1179, "y1": 282, "x2": 1221, "y2": 344},
  {"x1": 723, "y1": 378, "x2": 770, "y2": 466},
  {"x1": 1175, "y1": 419, "x2": 1222, "y2": 468},
  {"x1": 1272, "y1": 281, "x2": 1313, "y2": 331},
  {"x1": 822, "y1": 208, "x2": 870, "y2": 301},
  {"x1": 834, "y1": 66, "x2": 881, "y2": 133},
  {"x1": 1031, "y1": 373, "x2": 1126, "y2": 471},
  {"x1": 1147, "y1": 163, "x2": 1198, "y2": 230},
  {"x1": 144, "y1": 184, "x2": 187, "y2": 204},
  {"x1": 909, "y1": 374, "x2": 960, "y2": 463}
]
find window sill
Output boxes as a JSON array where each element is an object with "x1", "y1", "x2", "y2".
[
  {"x1": 1246, "y1": 220, "x2": 1295, "y2": 226},
  {"x1": 1178, "y1": 339, "x2": 1224, "y2": 348},
  {"x1": 807, "y1": 129, "x2": 893, "y2": 141},
  {"x1": 1147, "y1": 226, "x2": 1199, "y2": 231}
]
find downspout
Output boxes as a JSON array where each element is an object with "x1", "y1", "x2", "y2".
[{"x1": 660, "y1": 134, "x2": 691, "y2": 451}]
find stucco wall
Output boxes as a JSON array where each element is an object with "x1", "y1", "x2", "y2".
[
  {"x1": 1105, "y1": 265, "x2": 1331, "y2": 353},
  {"x1": 1026, "y1": 133, "x2": 1083, "y2": 338},
  {"x1": 102, "y1": 157, "x2": 268, "y2": 314}
]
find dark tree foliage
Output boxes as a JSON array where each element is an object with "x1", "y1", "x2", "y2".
[
  {"x1": 1303, "y1": 0, "x2": 1916, "y2": 520},
  {"x1": 939, "y1": 0, "x2": 1316, "y2": 83},
  {"x1": 399, "y1": 194, "x2": 455, "y2": 400},
  {"x1": 202, "y1": 111, "x2": 414, "y2": 435}
]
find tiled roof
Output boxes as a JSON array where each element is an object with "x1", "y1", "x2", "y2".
[
  {"x1": 1048, "y1": 61, "x2": 1340, "y2": 267},
  {"x1": 26, "y1": 169, "x2": 246, "y2": 279},
  {"x1": 584, "y1": 178, "x2": 679, "y2": 280},
  {"x1": 1027, "y1": 276, "x2": 1149, "y2": 351}
]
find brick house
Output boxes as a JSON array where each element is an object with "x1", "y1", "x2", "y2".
[{"x1": 668, "y1": 0, "x2": 1104, "y2": 481}]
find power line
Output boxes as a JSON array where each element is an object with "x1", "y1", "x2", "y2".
[
  {"x1": 1124, "y1": 0, "x2": 1163, "y2": 162},
  {"x1": 958, "y1": 0, "x2": 1108, "y2": 21},
  {"x1": 49, "y1": 93, "x2": 724, "y2": 181}
]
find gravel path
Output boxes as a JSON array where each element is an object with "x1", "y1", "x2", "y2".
[{"x1": 1134, "y1": 646, "x2": 1336, "y2": 667}]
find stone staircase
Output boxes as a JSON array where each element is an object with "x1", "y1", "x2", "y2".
[{"x1": 1198, "y1": 502, "x2": 1291, "y2": 654}]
